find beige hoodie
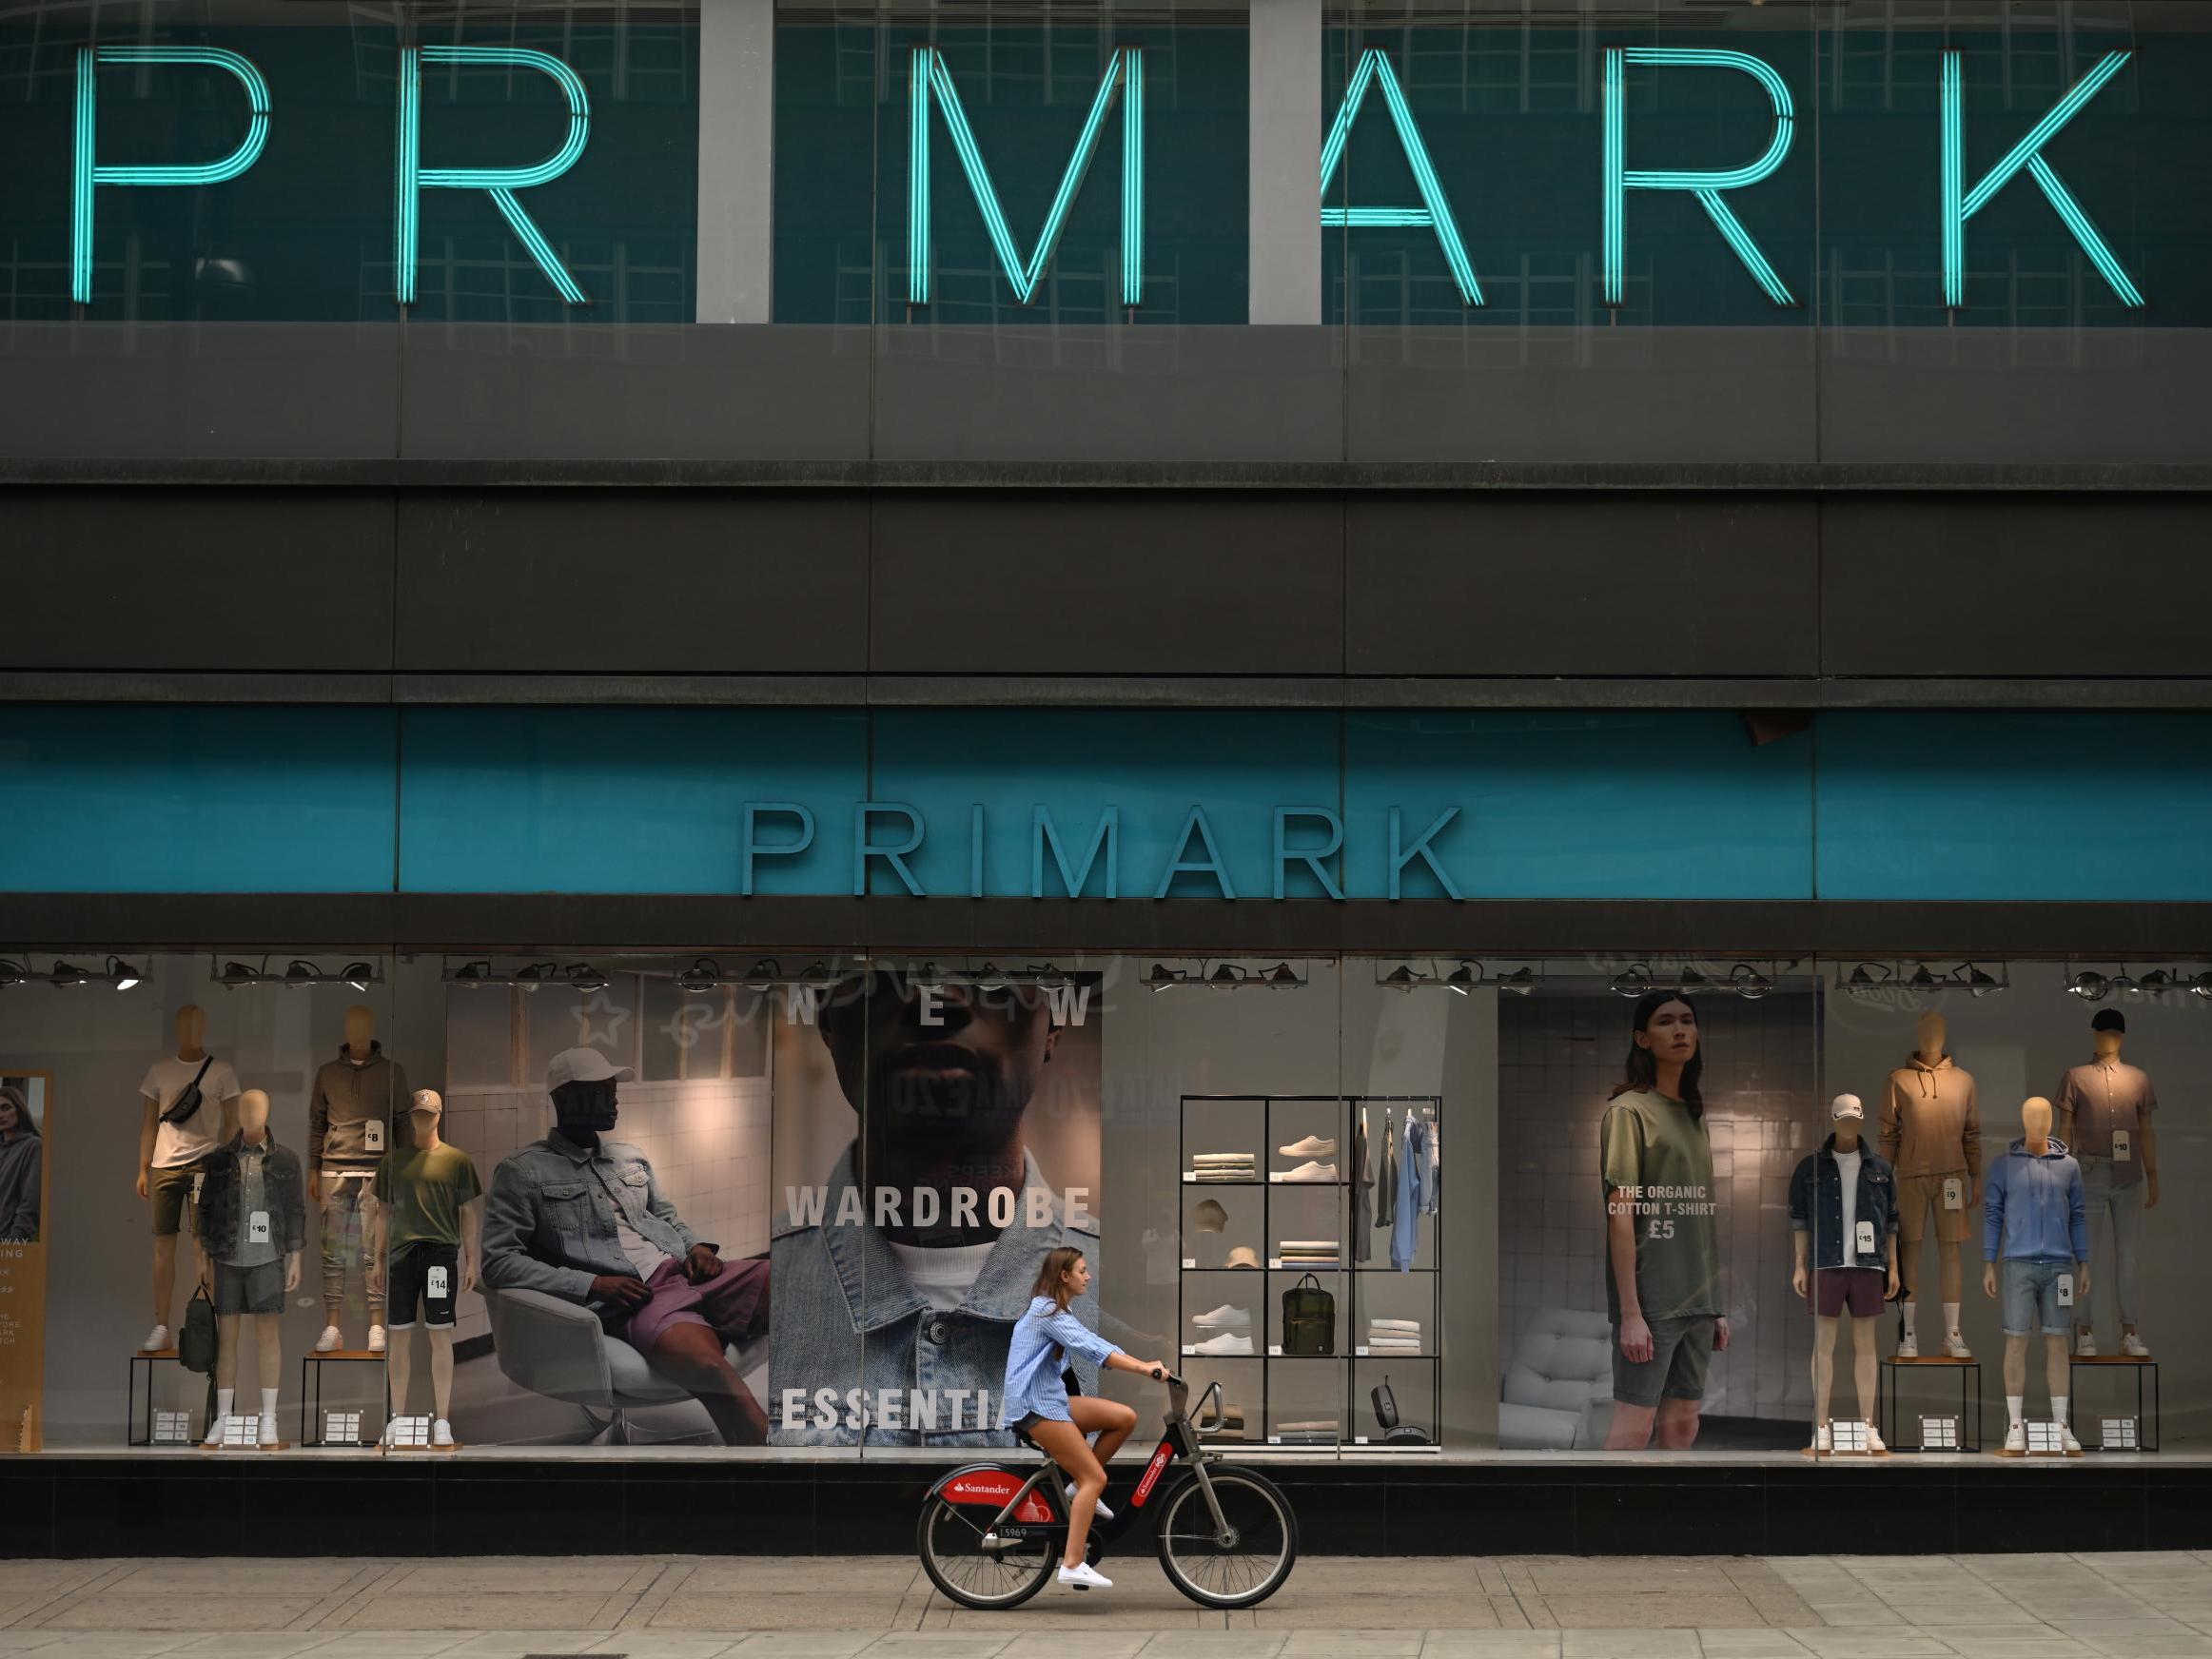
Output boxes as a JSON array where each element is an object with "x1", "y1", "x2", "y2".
[{"x1": 1880, "y1": 1052, "x2": 1981, "y2": 1179}]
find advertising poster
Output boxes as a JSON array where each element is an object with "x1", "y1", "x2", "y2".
[{"x1": 0, "y1": 1074, "x2": 49, "y2": 1452}]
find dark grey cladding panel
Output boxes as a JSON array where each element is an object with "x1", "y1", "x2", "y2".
[
  {"x1": 398, "y1": 324, "x2": 871, "y2": 461},
  {"x1": 1820, "y1": 496, "x2": 2212, "y2": 678},
  {"x1": 395, "y1": 493, "x2": 869, "y2": 673},
  {"x1": 868, "y1": 494, "x2": 1345, "y2": 674},
  {"x1": 1344, "y1": 496, "x2": 1819, "y2": 677},
  {"x1": 870, "y1": 325, "x2": 1346, "y2": 463},
  {"x1": 1344, "y1": 326, "x2": 1819, "y2": 466},
  {"x1": 9, "y1": 491, "x2": 397, "y2": 672}
]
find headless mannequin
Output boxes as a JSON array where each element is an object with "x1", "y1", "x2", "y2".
[
  {"x1": 1984, "y1": 1097, "x2": 2087, "y2": 1446},
  {"x1": 1793, "y1": 1095, "x2": 1900, "y2": 1450},
  {"x1": 2060, "y1": 1024, "x2": 2160, "y2": 1353},
  {"x1": 312, "y1": 1005, "x2": 387, "y2": 1339},
  {"x1": 137, "y1": 1005, "x2": 236, "y2": 1341},
  {"x1": 367, "y1": 1092, "x2": 480, "y2": 1437},
  {"x1": 206, "y1": 1090, "x2": 301, "y2": 1446},
  {"x1": 1890, "y1": 1011, "x2": 1976, "y2": 1355}
]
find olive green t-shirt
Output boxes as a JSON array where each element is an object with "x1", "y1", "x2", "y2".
[
  {"x1": 372, "y1": 1142, "x2": 482, "y2": 1259},
  {"x1": 1600, "y1": 1088, "x2": 1721, "y2": 1322}
]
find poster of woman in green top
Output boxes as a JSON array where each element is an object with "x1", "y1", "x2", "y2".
[{"x1": 1600, "y1": 992, "x2": 1728, "y2": 1450}]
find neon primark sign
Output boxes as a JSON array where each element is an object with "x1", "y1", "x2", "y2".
[{"x1": 64, "y1": 41, "x2": 2147, "y2": 312}]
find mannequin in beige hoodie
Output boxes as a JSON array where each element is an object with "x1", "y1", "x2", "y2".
[{"x1": 1880, "y1": 1012, "x2": 1982, "y2": 1358}]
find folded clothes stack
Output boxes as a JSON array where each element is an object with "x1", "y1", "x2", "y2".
[
  {"x1": 1275, "y1": 1419, "x2": 1337, "y2": 1443},
  {"x1": 1366, "y1": 1317, "x2": 1423, "y2": 1354},
  {"x1": 1190, "y1": 1152, "x2": 1258, "y2": 1181},
  {"x1": 1208, "y1": 1402, "x2": 1249, "y2": 1440},
  {"x1": 1278, "y1": 1239, "x2": 1340, "y2": 1269}
]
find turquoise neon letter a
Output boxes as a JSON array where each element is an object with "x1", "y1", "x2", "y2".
[
  {"x1": 907, "y1": 47, "x2": 1145, "y2": 306},
  {"x1": 1319, "y1": 50, "x2": 1480, "y2": 305}
]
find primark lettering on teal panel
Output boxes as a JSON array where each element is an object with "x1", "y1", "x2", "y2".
[
  {"x1": 0, "y1": 18, "x2": 696, "y2": 322},
  {"x1": 0, "y1": 708, "x2": 397, "y2": 893},
  {"x1": 1816, "y1": 714, "x2": 2212, "y2": 903},
  {"x1": 861, "y1": 710, "x2": 1339, "y2": 900},
  {"x1": 398, "y1": 708, "x2": 867, "y2": 896},
  {"x1": 846, "y1": 22, "x2": 1247, "y2": 326},
  {"x1": 1341, "y1": 712, "x2": 1812, "y2": 901}
]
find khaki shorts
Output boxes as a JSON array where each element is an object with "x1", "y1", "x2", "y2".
[
  {"x1": 1896, "y1": 1172, "x2": 1971, "y2": 1243},
  {"x1": 148, "y1": 1161, "x2": 205, "y2": 1238}
]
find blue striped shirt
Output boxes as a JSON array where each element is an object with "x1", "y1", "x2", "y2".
[{"x1": 999, "y1": 1295, "x2": 1121, "y2": 1426}]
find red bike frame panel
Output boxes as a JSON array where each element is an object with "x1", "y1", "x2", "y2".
[{"x1": 1131, "y1": 1437, "x2": 1177, "y2": 1507}]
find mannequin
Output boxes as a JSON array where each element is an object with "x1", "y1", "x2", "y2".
[
  {"x1": 135, "y1": 1005, "x2": 242, "y2": 1353},
  {"x1": 308, "y1": 1005, "x2": 408, "y2": 1356},
  {"x1": 1983, "y1": 1096, "x2": 2089, "y2": 1454},
  {"x1": 2055, "y1": 1010, "x2": 2158, "y2": 1357},
  {"x1": 367, "y1": 1091, "x2": 482, "y2": 1448},
  {"x1": 1880, "y1": 1011, "x2": 1980, "y2": 1359},
  {"x1": 193, "y1": 1089, "x2": 304, "y2": 1446},
  {"x1": 1791, "y1": 1093, "x2": 1901, "y2": 1454}
]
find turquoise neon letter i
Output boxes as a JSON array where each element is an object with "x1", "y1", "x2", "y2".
[
  {"x1": 1602, "y1": 47, "x2": 1796, "y2": 307},
  {"x1": 72, "y1": 46, "x2": 271, "y2": 305},
  {"x1": 1941, "y1": 49, "x2": 2143, "y2": 310},
  {"x1": 396, "y1": 46, "x2": 592, "y2": 305},
  {"x1": 906, "y1": 46, "x2": 1144, "y2": 307},
  {"x1": 1319, "y1": 50, "x2": 1480, "y2": 306}
]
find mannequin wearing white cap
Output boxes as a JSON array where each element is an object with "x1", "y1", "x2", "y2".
[
  {"x1": 365, "y1": 1090, "x2": 482, "y2": 1446},
  {"x1": 1789, "y1": 1093, "x2": 1901, "y2": 1453},
  {"x1": 193, "y1": 1088, "x2": 304, "y2": 1446}
]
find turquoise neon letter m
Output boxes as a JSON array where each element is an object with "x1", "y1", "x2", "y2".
[
  {"x1": 906, "y1": 46, "x2": 1144, "y2": 307},
  {"x1": 1319, "y1": 49, "x2": 1481, "y2": 306}
]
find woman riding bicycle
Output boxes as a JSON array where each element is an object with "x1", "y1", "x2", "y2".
[{"x1": 1001, "y1": 1245, "x2": 1169, "y2": 1591}]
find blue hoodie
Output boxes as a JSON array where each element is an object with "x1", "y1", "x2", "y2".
[{"x1": 1983, "y1": 1135, "x2": 2089, "y2": 1263}]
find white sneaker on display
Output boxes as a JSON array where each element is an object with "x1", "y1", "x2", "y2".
[
  {"x1": 2061, "y1": 1424, "x2": 2084, "y2": 1454},
  {"x1": 366, "y1": 1324, "x2": 387, "y2": 1354},
  {"x1": 258, "y1": 1415, "x2": 280, "y2": 1447},
  {"x1": 202, "y1": 1419, "x2": 227, "y2": 1449},
  {"x1": 1277, "y1": 1136, "x2": 1337, "y2": 1158},
  {"x1": 1189, "y1": 1332, "x2": 1255, "y2": 1356},
  {"x1": 2004, "y1": 1423, "x2": 2026, "y2": 1454},
  {"x1": 1865, "y1": 1425, "x2": 1888, "y2": 1454},
  {"x1": 2075, "y1": 1330, "x2": 2098, "y2": 1358},
  {"x1": 1281, "y1": 1161, "x2": 1338, "y2": 1182},
  {"x1": 1057, "y1": 1563, "x2": 1112, "y2": 1591},
  {"x1": 1895, "y1": 1332, "x2": 1919, "y2": 1359},
  {"x1": 433, "y1": 1419, "x2": 456, "y2": 1448},
  {"x1": 2122, "y1": 1332, "x2": 2151, "y2": 1358},
  {"x1": 313, "y1": 1325, "x2": 343, "y2": 1354},
  {"x1": 1191, "y1": 1304, "x2": 1251, "y2": 1330},
  {"x1": 1067, "y1": 1483, "x2": 1112, "y2": 1522},
  {"x1": 1943, "y1": 1333, "x2": 1972, "y2": 1359},
  {"x1": 141, "y1": 1324, "x2": 171, "y2": 1354}
]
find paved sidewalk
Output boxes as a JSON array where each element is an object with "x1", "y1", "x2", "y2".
[{"x1": 5, "y1": 1554, "x2": 2212, "y2": 1658}]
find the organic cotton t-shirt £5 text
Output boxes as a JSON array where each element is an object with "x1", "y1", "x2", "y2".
[{"x1": 1600, "y1": 1088, "x2": 1722, "y2": 1321}]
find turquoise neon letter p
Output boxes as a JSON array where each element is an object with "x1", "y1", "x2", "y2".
[
  {"x1": 396, "y1": 46, "x2": 592, "y2": 305},
  {"x1": 72, "y1": 46, "x2": 271, "y2": 305}
]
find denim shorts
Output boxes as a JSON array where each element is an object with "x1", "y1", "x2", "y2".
[{"x1": 2000, "y1": 1258, "x2": 2074, "y2": 1337}]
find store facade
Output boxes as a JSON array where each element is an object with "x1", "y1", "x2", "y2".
[{"x1": 5, "y1": 0, "x2": 2212, "y2": 1554}]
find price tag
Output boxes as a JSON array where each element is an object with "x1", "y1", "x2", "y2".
[
  {"x1": 1354, "y1": 1435, "x2": 1370, "y2": 1445},
  {"x1": 1356, "y1": 1345, "x2": 1370, "y2": 1356},
  {"x1": 1182, "y1": 1172, "x2": 1196, "y2": 1183},
  {"x1": 247, "y1": 1210, "x2": 270, "y2": 1244},
  {"x1": 365, "y1": 1120, "x2": 385, "y2": 1152},
  {"x1": 191, "y1": 1171, "x2": 206, "y2": 1200},
  {"x1": 1267, "y1": 1344, "x2": 1282, "y2": 1356},
  {"x1": 1267, "y1": 1435, "x2": 1282, "y2": 1445},
  {"x1": 1181, "y1": 1258, "x2": 1197, "y2": 1271},
  {"x1": 2057, "y1": 1273, "x2": 2075, "y2": 1308},
  {"x1": 1942, "y1": 1177, "x2": 1965, "y2": 1211},
  {"x1": 1267, "y1": 1258, "x2": 1282, "y2": 1270},
  {"x1": 427, "y1": 1265, "x2": 450, "y2": 1299},
  {"x1": 2114, "y1": 1130, "x2": 2132, "y2": 1161},
  {"x1": 1268, "y1": 1172, "x2": 1283, "y2": 1183},
  {"x1": 1182, "y1": 1345, "x2": 1197, "y2": 1356},
  {"x1": 1856, "y1": 1220, "x2": 1877, "y2": 1257}
]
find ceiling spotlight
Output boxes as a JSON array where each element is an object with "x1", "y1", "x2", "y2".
[
  {"x1": 2067, "y1": 970, "x2": 2109, "y2": 1003},
  {"x1": 2114, "y1": 973, "x2": 2141, "y2": 1001},
  {"x1": 1610, "y1": 965, "x2": 1653, "y2": 999},
  {"x1": 1144, "y1": 963, "x2": 1185, "y2": 992},
  {"x1": 218, "y1": 960, "x2": 263, "y2": 989},
  {"x1": 1905, "y1": 962, "x2": 1938, "y2": 992},
  {"x1": 1207, "y1": 963, "x2": 1246, "y2": 989},
  {"x1": 450, "y1": 960, "x2": 493, "y2": 988},
  {"x1": 284, "y1": 959, "x2": 323, "y2": 989},
  {"x1": 1264, "y1": 963, "x2": 1303, "y2": 986},
  {"x1": 1960, "y1": 964, "x2": 2004, "y2": 999},
  {"x1": 973, "y1": 963, "x2": 1008, "y2": 992},
  {"x1": 1731, "y1": 963, "x2": 1772, "y2": 1001},
  {"x1": 566, "y1": 964, "x2": 609, "y2": 993},
  {"x1": 801, "y1": 960, "x2": 835, "y2": 985},
  {"x1": 676, "y1": 956, "x2": 722, "y2": 994},
  {"x1": 2140, "y1": 969, "x2": 2173, "y2": 998},
  {"x1": 49, "y1": 959, "x2": 90, "y2": 988},
  {"x1": 2191, "y1": 972, "x2": 2212, "y2": 1000},
  {"x1": 341, "y1": 962, "x2": 376, "y2": 991},
  {"x1": 106, "y1": 955, "x2": 142, "y2": 991},
  {"x1": 1445, "y1": 961, "x2": 1479, "y2": 995},
  {"x1": 1382, "y1": 965, "x2": 1422, "y2": 989},
  {"x1": 1677, "y1": 967, "x2": 1711, "y2": 995},
  {"x1": 741, "y1": 958, "x2": 781, "y2": 992},
  {"x1": 1844, "y1": 962, "x2": 1889, "y2": 996},
  {"x1": 1497, "y1": 966, "x2": 1537, "y2": 997},
  {"x1": 0, "y1": 961, "x2": 28, "y2": 988}
]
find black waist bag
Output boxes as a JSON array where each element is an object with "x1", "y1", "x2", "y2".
[
  {"x1": 160, "y1": 1056, "x2": 215, "y2": 1127},
  {"x1": 1281, "y1": 1273, "x2": 1335, "y2": 1356}
]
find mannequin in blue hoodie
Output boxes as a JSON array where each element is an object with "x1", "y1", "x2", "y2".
[{"x1": 1982, "y1": 1096, "x2": 2089, "y2": 1454}]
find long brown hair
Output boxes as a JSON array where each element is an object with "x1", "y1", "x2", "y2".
[
  {"x1": 1031, "y1": 1245, "x2": 1086, "y2": 1311},
  {"x1": 1608, "y1": 991, "x2": 1704, "y2": 1120}
]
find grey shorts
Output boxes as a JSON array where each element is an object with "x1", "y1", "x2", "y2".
[
  {"x1": 1612, "y1": 1315, "x2": 1716, "y2": 1408},
  {"x1": 213, "y1": 1258, "x2": 284, "y2": 1316}
]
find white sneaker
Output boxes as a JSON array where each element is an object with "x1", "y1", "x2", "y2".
[
  {"x1": 1191, "y1": 1304, "x2": 1251, "y2": 1330},
  {"x1": 1189, "y1": 1331, "x2": 1255, "y2": 1356},
  {"x1": 141, "y1": 1324, "x2": 171, "y2": 1353},
  {"x1": 366, "y1": 1324, "x2": 387, "y2": 1354},
  {"x1": 1811, "y1": 1423, "x2": 1831, "y2": 1454},
  {"x1": 1278, "y1": 1135, "x2": 1337, "y2": 1158},
  {"x1": 2076, "y1": 1330, "x2": 2098, "y2": 1358},
  {"x1": 313, "y1": 1325, "x2": 343, "y2": 1353},
  {"x1": 2061, "y1": 1424, "x2": 2084, "y2": 1454},
  {"x1": 2004, "y1": 1423, "x2": 2026, "y2": 1454},
  {"x1": 2122, "y1": 1332, "x2": 2151, "y2": 1358},
  {"x1": 1865, "y1": 1425, "x2": 1887, "y2": 1454},
  {"x1": 1057, "y1": 1563, "x2": 1112, "y2": 1591},
  {"x1": 258, "y1": 1414, "x2": 280, "y2": 1447},
  {"x1": 1944, "y1": 1332, "x2": 1972, "y2": 1359},
  {"x1": 433, "y1": 1419, "x2": 455, "y2": 1448},
  {"x1": 1896, "y1": 1331, "x2": 1919, "y2": 1359},
  {"x1": 1067, "y1": 1482, "x2": 1112, "y2": 1522},
  {"x1": 1281, "y1": 1161, "x2": 1338, "y2": 1182}
]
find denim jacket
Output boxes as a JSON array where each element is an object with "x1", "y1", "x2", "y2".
[
  {"x1": 481, "y1": 1131, "x2": 707, "y2": 1312},
  {"x1": 768, "y1": 1142, "x2": 1100, "y2": 1448},
  {"x1": 1787, "y1": 1136, "x2": 1899, "y2": 1271}
]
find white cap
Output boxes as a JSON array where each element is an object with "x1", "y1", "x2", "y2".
[
  {"x1": 1830, "y1": 1092, "x2": 1865, "y2": 1122},
  {"x1": 546, "y1": 1047, "x2": 635, "y2": 1091},
  {"x1": 408, "y1": 1088, "x2": 443, "y2": 1116}
]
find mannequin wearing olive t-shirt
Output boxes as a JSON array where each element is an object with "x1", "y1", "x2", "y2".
[
  {"x1": 365, "y1": 1092, "x2": 482, "y2": 1444},
  {"x1": 1601, "y1": 993, "x2": 1729, "y2": 1451}
]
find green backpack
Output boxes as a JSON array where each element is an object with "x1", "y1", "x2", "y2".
[{"x1": 1280, "y1": 1274, "x2": 1335, "y2": 1356}]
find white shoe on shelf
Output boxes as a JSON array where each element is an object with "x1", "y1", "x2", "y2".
[
  {"x1": 2004, "y1": 1423, "x2": 2026, "y2": 1454},
  {"x1": 1277, "y1": 1135, "x2": 1337, "y2": 1158},
  {"x1": 313, "y1": 1325, "x2": 343, "y2": 1354},
  {"x1": 1067, "y1": 1483, "x2": 1112, "y2": 1522},
  {"x1": 1188, "y1": 1332, "x2": 1255, "y2": 1356},
  {"x1": 2075, "y1": 1330, "x2": 2098, "y2": 1358},
  {"x1": 1281, "y1": 1161, "x2": 1338, "y2": 1182},
  {"x1": 366, "y1": 1324, "x2": 387, "y2": 1354},
  {"x1": 433, "y1": 1419, "x2": 456, "y2": 1448},
  {"x1": 1191, "y1": 1304, "x2": 1251, "y2": 1330},
  {"x1": 1057, "y1": 1563, "x2": 1112, "y2": 1591},
  {"x1": 2060, "y1": 1424, "x2": 2084, "y2": 1454},
  {"x1": 258, "y1": 1415, "x2": 280, "y2": 1447},
  {"x1": 1865, "y1": 1425, "x2": 1888, "y2": 1454},
  {"x1": 1943, "y1": 1333, "x2": 1972, "y2": 1359},
  {"x1": 1895, "y1": 1332, "x2": 1919, "y2": 1359},
  {"x1": 2122, "y1": 1332, "x2": 2151, "y2": 1358},
  {"x1": 141, "y1": 1324, "x2": 171, "y2": 1354}
]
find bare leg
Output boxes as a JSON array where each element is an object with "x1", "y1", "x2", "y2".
[
  {"x1": 1811, "y1": 1316, "x2": 1839, "y2": 1427},
  {"x1": 2044, "y1": 1334, "x2": 2068, "y2": 1410},
  {"x1": 428, "y1": 1329, "x2": 456, "y2": 1421},
  {"x1": 1068, "y1": 1396, "x2": 1139, "y2": 1472},
  {"x1": 1937, "y1": 1242, "x2": 1964, "y2": 1305},
  {"x1": 645, "y1": 1322, "x2": 768, "y2": 1446},
  {"x1": 1604, "y1": 1402, "x2": 1656, "y2": 1450},
  {"x1": 386, "y1": 1326, "x2": 413, "y2": 1417},
  {"x1": 151, "y1": 1235, "x2": 179, "y2": 1331},
  {"x1": 253, "y1": 1316, "x2": 281, "y2": 1395},
  {"x1": 1654, "y1": 1396, "x2": 1703, "y2": 1449},
  {"x1": 1850, "y1": 1315, "x2": 1880, "y2": 1421},
  {"x1": 2003, "y1": 1335, "x2": 2027, "y2": 1397},
  {"x1": 1031, "y1": 1417, "x2": 1106, "y2": 1568},
  {"x1": 215, "y1": 1312, "x2": 242, "y2": 1390}
]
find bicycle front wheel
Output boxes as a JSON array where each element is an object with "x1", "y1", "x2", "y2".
[
  {"x1": 917, "y1": 1497, "x2": 1057, "y2": 1610},
  {"x1": 1153, "y1": 1467, "x2": 1299, "y2": 1608}
]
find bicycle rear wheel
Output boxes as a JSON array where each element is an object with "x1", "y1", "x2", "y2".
[
  {"x1": 1153, "y1": 1467, "x2": 1299, "y2": 1608},
  {"x1": 917, "y1": 1497, "x2": 1058, "y2": 1610}
]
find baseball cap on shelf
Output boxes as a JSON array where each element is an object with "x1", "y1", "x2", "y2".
[
  {"x1": 1830, "y1": 1092, "x2": 1864, "y2": 1122},
  {"x1": 1224, "y1": 1245, "x2": 1262, "y2": 1270},
  {"x1": 2091, "y1": 1008, "x2": 2126, "y2": 1033},
  {"x1": 546, "y1": 1047, "x2": 636, "y2": 1091},
  {"x1": 1193, "y1": 1199, "x2": 1228, "y2": 1234}
]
